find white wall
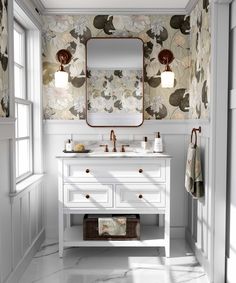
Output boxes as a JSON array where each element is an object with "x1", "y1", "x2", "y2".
[{"x1": 227, "y1": 1, "x2": 236, "y2": 281}]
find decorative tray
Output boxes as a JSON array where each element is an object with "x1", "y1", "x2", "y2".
[{"x1": 63, "y1": 149, "x2": 91, "y2": 153}]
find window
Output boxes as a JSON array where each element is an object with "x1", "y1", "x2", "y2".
[{"x1": 14, "y1": 21, "x2": 33, "y2": 182}]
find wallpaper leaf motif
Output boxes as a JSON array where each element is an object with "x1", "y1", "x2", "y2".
[
  {"x1": 189, "y1": 0, "x2": 210, "y2": 119},
  {"x1": 42, "y1": 10, "x2": 210, "y2": 120},
  {"x1": 0, "y1": 0, "x2": 9, "y2": 117}
]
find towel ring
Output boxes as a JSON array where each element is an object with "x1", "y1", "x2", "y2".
[{"x1": 191, "y1": 127, "x2": 201, "y2": 147}]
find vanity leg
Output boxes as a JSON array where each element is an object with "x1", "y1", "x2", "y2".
[
  {"x1": 59, "y1": 213, "x2": 64, "y2": 258},
  {"x1": 165, "y1": 214, "x2": 170, "y2": 258}
]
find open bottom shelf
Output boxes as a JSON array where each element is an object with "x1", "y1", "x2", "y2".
[{"x1": 64, "y1": 225, "x2": 165, "y2": 247}]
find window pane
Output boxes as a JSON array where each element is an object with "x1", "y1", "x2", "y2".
[
  {"x1": 16, "y1": 140, "x2": 19, "y2": 178},
  {"x1": 15, "y1": 103, "x2": 18, "y2": 137},
  {"x1": 14, "y1": 29, "x2": 24, "y2": 66},
  {"x1": 17, "y1": 103, "x2": 30, "y2": 138},
  {"x1": 17, "y1": 139, "x2": 30, "y2": 177},
  {"x1": 14, "y1": 65, "x2": 25, "y2": 99}
]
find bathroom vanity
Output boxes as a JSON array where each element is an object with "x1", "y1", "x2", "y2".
[{"x1": 57, "y1": 152, "x2": 171, "y2": 257}]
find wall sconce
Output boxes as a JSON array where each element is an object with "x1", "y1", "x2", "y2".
[
  {"x1": 55, "y1": 49, "x2": 72, "y2": 88},
  {"x1": 158, "y1": 49, "x2": 175, "y2": 88}
]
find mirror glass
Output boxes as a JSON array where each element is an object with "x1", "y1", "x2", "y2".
[{"x1": 86, "y1": 38, "x2": 144, "y2": 127}]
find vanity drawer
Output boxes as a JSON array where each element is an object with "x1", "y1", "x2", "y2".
[
  {"x1": 115, "y1": 183, "x2": 166, "y2": 208},
  {"x1": 63, "y1": 160, "x2": 166, "y2": 182},
  {"x1": 64, "y1": 184, "x2": 113, "y2": 208}
]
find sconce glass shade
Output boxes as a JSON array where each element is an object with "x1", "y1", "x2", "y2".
[
  {"x1": 161, "y1": 70, "x2": 175, "y2": 88},
  {"x1": 55, "y1": 70, "x2": 68, "y2": 88}
]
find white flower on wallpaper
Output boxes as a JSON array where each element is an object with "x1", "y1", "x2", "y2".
[
  {"x1": 45, "y1": 86, "x2": 73, "y2": 110},
  {"x1": 112, "y1": 16, "x2": 150, "y2": 33},
  {"x1": 47, "y1": 15, "x2": 73, "y2": 33}
]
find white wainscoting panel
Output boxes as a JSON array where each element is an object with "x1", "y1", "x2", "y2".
[{"x1": 0, "y1": 139, "x2": 12, "y2": 283}]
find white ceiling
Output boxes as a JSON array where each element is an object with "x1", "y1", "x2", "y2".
[
  {"x1": 36, "y1": 0, "x2": 195, "y2": 14},
  {"x1": 40, "y1": 0, "x2": 189, "y2": 9}
]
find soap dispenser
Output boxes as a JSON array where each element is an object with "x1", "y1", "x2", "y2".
[
  {"x1": 141, "y1": 136, "x2": 148, "y2": 151},
  {"x1": 153, "y1": 132, "x2": 163, "y2": 153},
  {"x1": 65, "y1": 139, "x2": 72, "y2": 151}
]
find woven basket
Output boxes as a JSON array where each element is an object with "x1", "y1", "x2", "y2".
[{"x1": 83, "y1": 214, "x2": 140, "y2": 240}]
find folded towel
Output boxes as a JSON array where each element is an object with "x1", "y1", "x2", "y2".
[
  {"x1": 98, "y1": 217, "x2": 126, "y2": 236},
  {"x1": 185, "y1": 143, "x2": 204, "y2": 199}
]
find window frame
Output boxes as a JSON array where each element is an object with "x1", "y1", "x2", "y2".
[{"x1": 14, "y1": 20, "x2": 34, "y2": 183}]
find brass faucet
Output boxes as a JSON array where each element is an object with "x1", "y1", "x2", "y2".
[{"x1": 110, "y1": 130, "x2": 117, "y2": 152}]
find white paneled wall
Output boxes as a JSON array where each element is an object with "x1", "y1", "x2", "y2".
[
  {"x1": 186, "y1": 132, "x2": 211, "y2": 276},
  {"x1": 0, "y1": 139, "x2": 12, "y2": 283},
  {"x1": 0, "y1": 122, "x2": 44, "y2": 283}
]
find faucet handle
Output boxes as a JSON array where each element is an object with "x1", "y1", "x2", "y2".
[
  {"x1": 100, "y1": 144, "x2": 109, "y2": 152},
  {"x1": 121, "y1": 145, "x2": 130, "y2": 152}
]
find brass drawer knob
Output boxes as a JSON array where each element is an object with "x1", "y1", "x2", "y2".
[
  {"x1": 139, "y1": 169, "x2": 143, "y2": 173},
  {"x1": 138, "y1": 194, "x2": 143, "y2": 199},
  {"x1": 85, "y1": 169, "x2": 90, "y2": 173},
  {"x1": 85, "y1": 194, "x2": 90, "y2": 199}
]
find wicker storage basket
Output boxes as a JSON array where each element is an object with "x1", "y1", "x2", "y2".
[{"x1": 83, "y1": 214, "x2": 140, "y2": 240}]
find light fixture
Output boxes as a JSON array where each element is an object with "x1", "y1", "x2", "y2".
[
  {"x1": 158, "y1": 49, "x2": 175, "y2": 88},
  {"x1": 55, "y1": 49, "x2": 72, "y2": 88}
]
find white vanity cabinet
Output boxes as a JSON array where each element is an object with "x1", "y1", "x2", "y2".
[{"x1": 57, "y1": 155, "x2": 171, "y2": 257}]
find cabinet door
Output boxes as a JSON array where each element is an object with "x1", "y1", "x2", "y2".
[
  {"x1": 64, "y1": 184, "x2": 113, "y2": 208},
  {"x1": 115, "y1": 183, "x2": 166, "y2": 208}
]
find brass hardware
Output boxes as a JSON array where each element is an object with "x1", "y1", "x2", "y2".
[
  {"x1": 110, "y1": 130, "x2": 117, "y2": 152},
  {"x1": 100, "y1": 144, "x2": 109, "y2": 152},
  {"x1": 85, "y1": 194, "x2": 90, "y2": 199},
  {"x1": 121, "y1": 145, "x2": 130, "y2": 152},
  {"x1": 139, "y1": 169, "x2": 143, "y2": 173},
  {"x1": 85, "y1": 169, "x2": 90, "y2": 173},
  {"x1": 138, "y1": 194, "x2": 143, "y2": 199}
]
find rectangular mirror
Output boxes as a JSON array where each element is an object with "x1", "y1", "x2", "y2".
[{"x1": 86, "y1": 38, "x2": 144, "y2": 127}]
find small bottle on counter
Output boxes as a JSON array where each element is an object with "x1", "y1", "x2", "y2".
[
  {"x1": 141, "y1": 136, "x2": 148, "y2": 151},
  {"x1": 153, "y1": 132, "x2": 163, "y2": 153},
  {"x1": 65, "y1": 139, "x2": 72, "y2": 152}
]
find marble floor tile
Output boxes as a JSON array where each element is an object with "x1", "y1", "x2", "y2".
[{"x1": 19, "y1": 239, "x2": 209, "y2": 283}]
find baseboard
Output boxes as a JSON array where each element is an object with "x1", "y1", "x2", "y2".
[
  {"x1": 6, "y1": 228, "x2": 45, "y2": 283},
  {"x1": 186, "y1": 228, "x2": 211, "y2": 282}
]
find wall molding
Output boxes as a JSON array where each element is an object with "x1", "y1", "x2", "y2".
[
  {"x1": 5, "y1": 229, "x2": 45, "y2": 283},
  {"x1": 43, "y1": 119, "x2": 210, "y2": 137}
]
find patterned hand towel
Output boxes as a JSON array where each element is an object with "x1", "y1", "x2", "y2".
[
  {"x1": 98, "y1": 217, "x2": 126, "y2": 236},
  {"x1": 185, "y1": 143, "x2": 204, "y2": 199}
]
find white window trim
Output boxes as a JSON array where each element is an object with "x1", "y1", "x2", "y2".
[
  {"x1": 11, "y1": 0, "x2": 43, "y2": 192},
  {"x1": 15, "y1": 98, "x2": 33, "y2": 183}
]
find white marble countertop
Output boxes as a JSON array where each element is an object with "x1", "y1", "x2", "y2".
[{"x1": 56, "y1": 151, "x2": 172, "y2": 159}]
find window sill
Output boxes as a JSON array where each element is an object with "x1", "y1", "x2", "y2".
[{"x1": 10, "y1": 174, "x2": 44, "y2": 197}]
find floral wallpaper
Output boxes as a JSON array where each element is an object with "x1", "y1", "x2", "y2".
[
  {"x1": 42, "y1": 15, "x2": 191, "y2": 120},
  {"x1": 0, "y1": 0, "x2": 9, "y2": 117},
  {"x1": 87, "y1": 69, "x2": 143, "y2": 114},
  {"x1": 189, "y1": 0, "x2": 210, "y2": 119}
]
